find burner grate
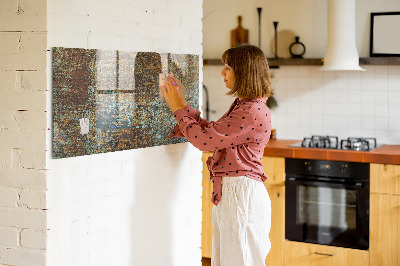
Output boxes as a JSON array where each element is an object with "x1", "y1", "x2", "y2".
[
  {"x1": 301, "y1": 135, "x2": 339, "y2": 149},
  {"x1": 297, "y1": 136, "x2": 378, "y2": 151},
  {"x1": 340, "y1": 137, "x2": 377, "y2": 151}
]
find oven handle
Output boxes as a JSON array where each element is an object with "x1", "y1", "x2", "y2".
[{"x1": 286, "y1": 177, "x2": 364, "y2": 189}]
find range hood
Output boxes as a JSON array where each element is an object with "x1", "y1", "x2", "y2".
[{"x1": 320, "y1": 0, "x2": 365, "y2": 71}]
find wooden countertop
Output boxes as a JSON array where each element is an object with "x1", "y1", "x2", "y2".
[{"x1": 263, "y1": 139, "x2": 400, "y2": 165}]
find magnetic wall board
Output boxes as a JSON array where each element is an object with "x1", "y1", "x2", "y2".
[{"x1": 52, "y1": 47, "x2": 199, "y2": 159}]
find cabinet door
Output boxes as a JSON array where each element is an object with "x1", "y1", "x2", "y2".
[
  {"x1": 284, "y1": 241, "x2": 369, "y2": 266},
  {"x1": 370, "y1": 193, "x2": 400, "y2": 266},
  {"x1": 370, "y1": 163, "x2": 400, "y2": 195},
  {"x1": 264, "y1": 184, "x2": 284, "y2": 266},
  {"x1": 202, "y1": 152, "x2": 213, "y2": 258},
  {"x1": 261, "y1": 156, "x2": 285, "y2": 185}
]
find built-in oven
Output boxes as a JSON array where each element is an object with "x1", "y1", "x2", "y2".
[{"x1": 285, "y1": 158, "x2": 370, "y2": 250}]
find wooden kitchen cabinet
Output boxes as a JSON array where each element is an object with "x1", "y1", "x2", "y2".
[
  {"x1": 201, "y1": 154, "x2": 286, "y2": 266},
  {"x1": 370, "y1": 163, "x2": 400, "y2": 266},
  {"x1": 264, "y1": 184, "x2": 285, "y2": 266},
  {"x1": 370, "y1": 163, "x2": 400, "y2": 195},
  {"x1": 261, "y1": 156, "x2": 285, "y2": 186},
  {"x1": 284, "y1": 241, "x2": 369, "y2": 266},
  {"x1": 261, "y1": 156, "x2": 285, "y2": 266},
  {"x1": 201, "y1": 152, "x2": 213, "y2": 258}
]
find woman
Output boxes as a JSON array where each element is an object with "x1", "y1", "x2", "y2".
[{"x1": 162, "y1": 44, "x2": 273, "y2": 266}]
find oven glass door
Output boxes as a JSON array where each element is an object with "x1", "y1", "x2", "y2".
[
  {"x1": 298, "y1": 185, "x2": 356, "y2": 239},
  {"x1": 286, "y1": 179, "x2": 369, "y2": 250}
]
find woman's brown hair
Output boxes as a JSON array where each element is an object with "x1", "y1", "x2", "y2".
[{"x1": 221, "y1": 44, "x2": 273, "y2": 99}]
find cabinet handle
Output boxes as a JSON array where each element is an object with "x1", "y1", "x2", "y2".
[{"x1": 314, "y1": 252, "x2": 335, "y2": 257}]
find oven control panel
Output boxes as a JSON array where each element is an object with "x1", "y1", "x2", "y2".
[{"x1": 286, "y1": 158, "x2": 369, "y2": 180}]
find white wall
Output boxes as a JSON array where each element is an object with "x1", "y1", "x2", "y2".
[
  {"x1": 203, "y1": 0, "x2": 400, "y2": 58},
  {"x1": 0, "y1": 0, "x2": 48, "y2": 265},
  {"x1": 203, "y1": 0, "x2": 400, "y2": 145},
  {"x1": 46, "y1": 1, "x2": 203, "y2": 266}
]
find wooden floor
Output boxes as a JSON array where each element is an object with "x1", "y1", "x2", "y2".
[{"x1": 202, "y1": 257, "x2": 211, "y2": 266}]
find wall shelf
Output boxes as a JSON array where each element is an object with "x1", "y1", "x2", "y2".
[
  {"x1": 359, "y1": 57, "x2": 400, "y2": 65},
  {"x1": 203, "y1": 58, "x2": 323, "y2": 67},
  {"x1": 203, "y1": 57, "x2": 400, "y2": 67}
]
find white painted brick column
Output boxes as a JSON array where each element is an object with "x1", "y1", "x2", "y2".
[{"x1": 0, "y1": 0, "x2": 48, "y2": 265}]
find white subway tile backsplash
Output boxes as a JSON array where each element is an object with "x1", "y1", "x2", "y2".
[
  {"x1": 311, "y1": 114, "x2": 323, "y2": 126},
  {"x1": 323, "y1": 103, "x2": 336, "y2": 116},
  {"x1": 362, "y1": 116, "x2": 375, "y2": 130},
  {"x1": 348, "y1": 116, "x2": 363, "y2": 129},
  {"x1": 389, "y1": 104, "x2": 400, "y2": 117},
  {"x1": 375, "y1": 104, "x2": 389, "y2": 117},
  {"x1": 374, "y1": 130, "x2": 389, "y2": 144},
  {"x1": 362, "y1": 129, "x2": 376, "y2": 138},
  {"x1": 362, "y1": 65, "x2": 375, "y2": 74},
  {"x1": 285, "y1": 66, "x2": 298, "y2": 77},
  {"x1": 310, "y1": 77, "x2": 324, "y2": 90},
  {"x1": 388, "y1": 131, "x2": 400, "y2": 143},
  {"x1": 388, "y1": 65, "x2": 400, "y2": 76},
  {"x1": 323, "y1": 115, "x2": 336, "y2": 129},
  {"x1": 375, "y1": 117, "x2": 389, "y2": 130},
  {"x1": 298, "y1": 66, "x2": 311, "y2": 78},
  {"x1": 323, "y1": 89, "x2": 336, "y2": 103},
  {"x1": 374, "y1": 65, "x2": 388, "y2": 77},
  {"x1": 336, "y1": 103, "x2": 349, "y2": 116},
  {"x1": 336, "y1": 115, "x2": 348, "y2": 129},
  {"x1": 389, "y1": 117, "x2": 400, "y2": 131},
  {"x1": 335, "y1": 73, "x2": 349, "y2": 90},
  {"x1": 296, "y1": 127, "x2": 312, "y2": 138},
  {"x1": 336, "y1": 90, "x2": 349, "y2": 103},
  {"x1": 287, "y1": 113, "x2": 300, "y2": 127},
  {"x1": 374, "y1": 77, "x2": 388, "y2": 92},
  {"x1": 298, "y1": 77, "x2": 311, "y2": 89},
  {"x1": 388, "y1": 91, "x2": 400, "y2": 104},
  {"x1": 348, "y1": 71, "x2": 362, "y2": 90},
  {"x1": 336, "y1": 128, "x2": 349, "y2": 139},
  {"x1": 361, "y1": 90, "x2": 375, "y2": 104},
  {"x1": 311, "y1": 127, "x2": 324, "y2": 136},
  {"x1": 204, "y1": 65, "x2": 400, "y2": 144},
  {"x1": 349, "y1": 128, "x2": 363, "y2": 137},
  {"x1": 286, "y1": 77, "x2": 299, "y2": 89},
  {"x1": 388, "y1": 75, "x2": 400, "y2": 91},
  {"x1": 298, "y1": 89, "x2": 312, "y2": 103},
  {"x1": 361, "y1": 104, "x2": 375, "y2": 117},
  {"x1": 272, "y1": 77, "x2": 286, "y2": 91},
  {"x1": 322, "y1": 70, "x2": 335, "y2": 78},
  {"x1": 374, "y1": 90, "x2": 388, "y2": 104},
  {"x1": 348, "y1": 90, "x2": 362, "y2": 104}
]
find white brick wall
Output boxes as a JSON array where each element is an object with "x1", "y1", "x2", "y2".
[
  {"x1": 0, "y1": 0, "x2": 48, "y2": 265},
  {"x1": 46, "y1": 1, "x2": 203, "y2": 266},
  {"x1": 2, "y1": 0, "x2": 203, "y2": 265}
]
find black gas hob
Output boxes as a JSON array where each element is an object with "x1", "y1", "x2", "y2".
[{"x1": 289, "y1": 135, "x2": 382, "y2": 151}]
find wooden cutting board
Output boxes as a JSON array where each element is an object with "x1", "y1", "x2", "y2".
[{"x1": 231, "y1": 16, "x2": 249, "y2": 48}]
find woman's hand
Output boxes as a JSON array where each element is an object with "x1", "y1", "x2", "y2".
[
  {"x1": 161, "y1": 77, "x2": 184, "y2": 113},
  {"x1": 170, "y1": 76, "x2": 187, "y2": 108}
]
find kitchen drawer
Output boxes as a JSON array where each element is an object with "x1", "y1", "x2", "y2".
[{"x1": 284, "y1": 241, "x2": 369, "y2": 266}]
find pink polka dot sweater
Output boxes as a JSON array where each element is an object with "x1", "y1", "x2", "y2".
[{"x1": 169, "y1": 97, "x2": 271, "y2": 206}]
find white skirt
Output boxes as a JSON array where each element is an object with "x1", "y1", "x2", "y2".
[{"x1": 212, "y1": 176, "x2": 271, "y2": 266}]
